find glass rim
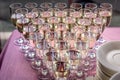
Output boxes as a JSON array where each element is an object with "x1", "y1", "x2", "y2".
[
  {"x1": 70, "y1": 3, "x2": 83, "y2": 9},
  {"x1": 32, "y1": 8, "x2": 44, "y2": 12},
  {"x1": 85, "y1": 3, "x2": 97, "y2": 9},
  {"x1": 25, "y1": 2, "x2": 38, "y2": 8},
  {"x1": 9, "y1": 3, "x2": 23, "y2": 9},
  {"x1": 54, "y1": 2, "x2": 67, "y2": 9},
  {"x1": 100, "y1": 3, "x2": 112, "y2": 9},
  {"x1": 40, "y1": 2, "x2": 53, "y2": 9},
  {"x1": 15, "y1": 8, "x2": 28, "y2": 14}
]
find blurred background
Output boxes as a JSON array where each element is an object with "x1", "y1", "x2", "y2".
[{"x1": 0, "y1": 0, "x2": 120, "y2": 52}]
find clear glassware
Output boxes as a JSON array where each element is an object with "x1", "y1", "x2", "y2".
[
  {"x1": 16, "y1": 17, "x2": 30, "y2": 33},
  {"x1": 98, "y1": 7, "x2": 112, "y2": 31},
  {"x1": 70, "y1": 9, "x2": 82, "y2": 21},
  {"x1": 70, "y1": 3, "x2": 82, "y2": 11},
  {"x1": 31, "y1": 56, "x2": 43, "y2": 70},
  {"x1": 40, "y1": 2, "x2": 53, "y2": 10},
  {"x1": 77, "y1": 18, "x2": 91, "y2": 31},
  {"x1": 54, "y1": 9, "x2": 67, "y2": 23},
  {"x1": 9, "y1": 3, "x2": 23, "y2": 26},
  {"x1": 25, "y1": 2, "x2": 38, "y2": 11},
  {"x1": 85, "y1": 3, "x2": 97, "y2": 10},
  {"x1": 38, "y1": 23, "x2": 51, "y2": 39},
  {"x1": 40, "y1": 9, "x2": 53, "y2": 22},
  {"x1": 22, "y1": 23, "x2": 37, "y2": 40},
  {"x1": 100, "y1": 3, "x2": 112, "y2": 9},
  {"x1": 47, "y1": 17, "x2": 60, "y2": 30},
  {"x1": 31, "y1": 17, "x2": 45, "y2": 31},
  {"x1": 24, "y1": 48, "x2": 36, "y2": 61},
  {"x1": 63, "y1": 16, "x2": 76, "y2": 32},
  {"x1": 14, "y1": 8, "x2": 29, "y2": 45},
  {"x1": 99, "y1": 3, "x2": 112, "y2": 26},
  {"x1": 55, "y1": 2, "x2": 67, "y2": 10},
  {"x1": 32, "y1": 8, "x2": 44, "y2": 17}
]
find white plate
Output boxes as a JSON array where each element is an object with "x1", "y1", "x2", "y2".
[
  {"x1": 96, "y1": 41, "x2": 120, "y2": 73},
  {"x1": 110, "y1": 72, "x2": 120, "y2": 80},
  {"x1": 98, "y1": 62, "x2": 116, "y2": 76}
]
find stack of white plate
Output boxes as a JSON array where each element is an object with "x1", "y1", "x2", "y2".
[{"x1": 96, "y1": 41, "x2": 120, "y2": 80}]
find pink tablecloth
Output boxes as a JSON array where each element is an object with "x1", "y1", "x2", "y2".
[{"x1": 0, "y1": 27, "x2": 120, "y2": 80}]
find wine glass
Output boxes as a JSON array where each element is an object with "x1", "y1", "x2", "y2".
[
  {"x1": 16, "y1": 16, "x2": 29, "y2": 33},
  {"x1": 40, "y1": 9, "x2": 53, "y2": 23},
  {"x1": 70, "y1": 3, "x2": 82, "y2": 11},
  {"x1": 54, "y1": 8, "x2": 67, "y2": 23},
  {"x1": 55, "y1": 2, "x2": 67, "y2": 10},
  {"x1": 63, "y1": 16, "x2": 76, "y2": 32},
  {"x1": 38, "y1": 23, "x2": 51, "y2": 39},
  {"x1": 32, "y1": 8, "x2": 44, "y2": 17},
  {"x1": 40, "y1": 2, "x2": 53, "y2": 10},
  {"x1": 9, "y1": 3, "x2": 23, "y2": 26},
  {"x1": 93, "y1": 17, "x2": 105, "y2": 34},
  {"x1": 47, "y1": 16, "x2": 60, "y2": 30},
  {"x1": 31, "y1": 17, "x2": 45, "y2": 31},
  {"x1": 70, "y1": 8, "x2": 82, "y2": 21},
  {"x1": 85, "y1": 3, "x2": 97, "y2": 10},
  {"x1": 22, "y1": 23, "x2": 37, "y2": 40},
  {"x1": 98, "y1": 7, "x2": 112, "y2": 31},
  {"x1": 99, "y1": 3, "x2": 112, "y2": 27},
  {"x1": 14, "y1": 8, "x2": 29, "y2": 45},
  {"x1": 25, "y1": 2, "x2": 38, "y2": 11},
  {"x1": 77, "y1": 18, "x2": 91, "y2": 31}
]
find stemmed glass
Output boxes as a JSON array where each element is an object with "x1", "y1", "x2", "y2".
[
  {"x1": 55, "y1": 2, "x2": 67, "y2": 10},
  {"x1": 85, "y1": 3, "x2": 97, "y2": 10},
  {"x1": 15, "y1": 8, "x2": 29, "y2": 33},
  {"x1": 54, "y1": 8, "x2": 67, "y2": 23},
  {"x1": 32, "y1": 8, "x2": 44, "y2": 17},
  {"x1": 99, "y1": 3, "x2": 112, "y2": 29},
  {"x1": 47, "y1": 16, "x2": 60, "y2": 30},
  {"x1": 9, "y1": 3, "x2": 23, "y2": 26},
  {"x1": 63, "y1": 16, "x2": 76, "y2": 32},
  {"x1": 14, "y1": 8, "x2": 29, "y2": 46},
  {"x1": 77, "y1": 18, "x2": 91, "y2": 31},
  {"x1": 31, "y1": 17, "x2": 45, "y2": 31},
  {"x1": 40, "y1": 2, "x2": 53, "y2": 10},
  {"x1": 25, "y1": 2, "x2": 38, "y2": 11},
  {"x1": 70, "y1": 3, "x2": 82, "y2": 10}
]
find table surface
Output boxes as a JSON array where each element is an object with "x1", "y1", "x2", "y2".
[{"x1": 0, "y1": 27, "x2": 120, "y2": 80}]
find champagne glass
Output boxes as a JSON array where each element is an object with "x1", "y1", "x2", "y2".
[
  {"x1": 70, "y1": 9, "x2": 82, "y2": 21},
  {"x1": 54, "y1": 8, "x2": 67, "y2": 23},
  {"x1": 47, "y1": 16, "x2": 60, "y2": 30},
  {"x1": 77, "y1": 18, "x2": 91, "y2": 31},
  {"x1": 85, "y1": 3, "x2": 97, "y2": 10},
  {"x1": 38, "y1": 23, "x2": 51, "y2": 39},
  {"x1": 14, "y1": 8, "x2": 30, "y2": 46},
  {"x1": 70, "y1": 3, "x2": 82, "y2": 11},
  {"x1": 55, "y1": 2, "x2": 67, "y2": 10},
  {"x1": 99, "y1": 3, "x2": 112, "y2": 27},
  {"x1": 31, "y1": 17, "x2": 45, "y2": 31},
  {"x1": 32, "y1": 8, "x2": 44, "y2": 17},
  {"x1": 83, "y1": 8, "x2": 97, "y2": 19},
  {"x1": 9, "y1": 3, "x2": 23, "y2": 26},
  {"x1": 40, "y1": 2, "x2": 53, "y2": 10},
  {"x1": 22, "y1": 23, "x2": 37, "y2": 40},
  {"x1": 93, "y1": 17, "x2": 105, "y2": 34},
  {"x1": 25, "y1": 2, "x2": 38, "y2": 11},
  {"x1": 40, "y1": 9, "x2": 53, "y2": 23},
  {"x1": 15, "y1": 8, "x2": 29, "y2": 33},
  {"x1": 98, "y1": 7, "x2": 112, "y2": 31},
  {"x1": 63, "y1": 16, "x2": 76, "y2": 32}
]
